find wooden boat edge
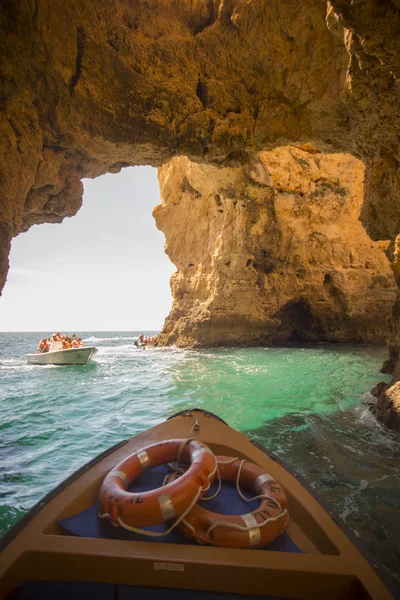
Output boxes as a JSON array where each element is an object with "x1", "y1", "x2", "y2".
[
  {"x1": 0, "y1": 408, "x2": 398, "y2": 599},
  {"x1": 0, "y1": 439, "x2": 129, "y2": 553},
  {"x1": 168, "y1": 409, "x2": 399, "y2": 598}
]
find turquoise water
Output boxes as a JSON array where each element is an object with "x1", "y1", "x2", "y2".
[{"x1": 1, "y1": 332, "x2": 399, "y2": 583}]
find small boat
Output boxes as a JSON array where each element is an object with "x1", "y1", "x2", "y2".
[
  {"x1": 133, "y1": 338, "x2": 154, "y2": 349},
  {"x1": 26, "y1": 341, "x2": 98, "y2": 365},
  {"x1": 0, "y1": 408, "x2": 397, "y2": 600}
]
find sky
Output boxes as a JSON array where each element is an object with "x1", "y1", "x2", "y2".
[{"x1": 0, "y1": 167, "x2": 176, "y2": 332}]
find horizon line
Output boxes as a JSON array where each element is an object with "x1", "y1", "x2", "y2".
[{"x1": 0, "y1": 329, "x2": 162, "y2": 333}]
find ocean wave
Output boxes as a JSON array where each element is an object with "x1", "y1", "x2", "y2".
[
  {"x1": 96, "y1": 344, "x2": 136, "y2": 355},
  {"x1": 83, "y1": 336, "x2": 135, "y2": 343},
  {"x1": 0, "y1": 358, "x2": 21, "y2": 368},
  {"x1": 0, "y1": 358, "x2": 45, "y2": 371}
]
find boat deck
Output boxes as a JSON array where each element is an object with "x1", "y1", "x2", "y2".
[{"x1": 1, "y1": 410, "x2": 397, "y2": 600}]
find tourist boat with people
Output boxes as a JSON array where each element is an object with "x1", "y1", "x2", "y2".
[
  {"x1": 26, "y1": 335, "x2": 98, "y2": 365},
  {"x1": 133, "y1": 334, "x2": 155, "y2": 349},
  {"x1": 0, "y1": 408, "x2": 397, "y2": 600}
]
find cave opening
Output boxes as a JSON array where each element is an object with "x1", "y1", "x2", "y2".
[
  {"x1": 0, "y1": 144, "x2": 395, "y2": 345},
  {"x1": 0, "y1": 167, "x2": 174, "y2": 333},
  {"x1": 275, "y1": 299, "x2": 326, "y2": 343}
]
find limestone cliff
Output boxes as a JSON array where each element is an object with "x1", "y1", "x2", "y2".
[
  {"x1": 370, "y1": 381, "x2": 400, "y2": 433},
  {"x1": 0, "y1": 0, "x2": 350, "y2": 291},
  {"x1": 2, "y1": 0, "x2": 399, "y2": 290},
  {"x1": 154, "y1": 148, "x2": 396, "y2": 347},
  {"x1": 1, "y1": 1, "x2": 400, "y2": 427}
]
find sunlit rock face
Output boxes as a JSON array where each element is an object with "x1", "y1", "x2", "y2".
[
  {"x1": 371, "y1": 381, "x2": 400, "y2": 433},
  {"x1": 1, "y1": 1, "x2": 400, "y2": 425},
  {"x1": 154, "y1": 148, "x2": 396, "y2": 347},
  {"x1": 1, "y1": 0, "x2": 350, "y2": 292},
  {"x1": 3, "y1": 1, "x2": 398, "y2": 288}
]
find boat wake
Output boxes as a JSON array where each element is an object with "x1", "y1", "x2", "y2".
[
  {"x1": 95, "y1": 344, "x2": 135, "y2": 357},
  {"x1": 83, "y1": 335, "x2": 134, "y2": 343}
]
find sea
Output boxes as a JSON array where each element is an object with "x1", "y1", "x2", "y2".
[{"x1": 1, "y1": 331, "x2": 400, "y2": 585}]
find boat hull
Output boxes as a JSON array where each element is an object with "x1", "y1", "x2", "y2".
[
  {"x1": 133, "y1": 340, "x2": 154, "y2": 349},
  {"x1": 0, "y1": 409, "x2": 396, "y2": 599},
  {"x1": 26, "y1": 346, "x2": 98, "y2": 365}
]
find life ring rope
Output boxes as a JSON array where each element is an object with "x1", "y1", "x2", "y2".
[
  {"x1": 177, "y1": 456, "x2": 289, "y2": 548},
  {"x1": 116, "y1": 485, "x2": 203, "y2": 537},
  {"x1": 198, "y1": 457, "x2": 288, "y2": 541},
  {"x1": 163, "y1": 461, "x2": 223, "y2": 502},
  {"x1": 161, "y1": 456, "x2": 286, "y2": 510},
  {"x1": 203, "y1": 507, "x2": 288, "y2": 540},
  {"x1": 99, "y1": 439, "x2": 218, "y2": 532},
  {"x1": 99, "y1": 444, "x2": 288, "y2": 548},
  {"x1": 234, "y1": 458, "x2": 283, "y2": 510},
  {"x1": 114, "y1": 442, "x2": 220, "y2": 537},
  {"x1": 201, "y1": 467, "x2": 222, "y2": 501}
]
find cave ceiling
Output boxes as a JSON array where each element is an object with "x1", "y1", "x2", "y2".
[{"x1": 1, "y1": 0, "x2": 400, "y2": 294}]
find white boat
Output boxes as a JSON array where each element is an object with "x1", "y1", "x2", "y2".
[{"x1": 26, "y1": 341, "x2": 98, "y2": 365}]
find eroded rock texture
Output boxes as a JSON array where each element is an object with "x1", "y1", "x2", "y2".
[
  {"x1": 1, "y1": 1, "x2": 400, "y2": 426},
  {"x1": 0, "y1": 0, "x2": 376, "y2": 290},
  {"x1": 154, "y1": 148, "x2": 396, "y2": 347},
  {"x1": 371, "y1": 381, "x2": 400, "y2": 433}
]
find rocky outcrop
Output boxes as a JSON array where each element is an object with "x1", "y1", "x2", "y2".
[
  {"x1": 371, "y1": 381, "x2": 400, "y2": 433},
  {"x1": 154, "y1": 148, "x2": 396, "y2": 347}
]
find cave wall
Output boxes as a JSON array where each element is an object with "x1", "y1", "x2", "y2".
[
  {"x1": 1, "y1": 1, "x2": 399, "y2": 273},
  {"x1": 154, "y1": 148, "x2": 396, "y2": 347},
  {"x1": 0, "y1": 0, "x2": 357, "y2": 293},
  {"x1": 1, "y1": 1, "x2": 400, "y2": 425}
]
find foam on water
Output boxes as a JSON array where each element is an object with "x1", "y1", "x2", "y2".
[
  {"x1": 0, "y1": 332, "x2": 399, "y2": 583},
  {"x1": 84, "y1": 336, "x2": 136, "y2": 343}
]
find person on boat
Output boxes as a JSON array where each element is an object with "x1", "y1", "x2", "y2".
[
  {"x1": 139, "y1": 333, "x2": 144, "y2": 343},
  {"x1": 62, "y1": 337, "x2": 72, "y2": 349},
  {"x1": 37, "y1": 339, "x2": 49, "y2": 353},
  {"x1": 71, "y1": 333, "x2": 77, "y2": 340}
]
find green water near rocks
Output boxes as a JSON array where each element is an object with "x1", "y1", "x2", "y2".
[{"x1": 0, "y1": 332, "x2": 399, "y2": 583}]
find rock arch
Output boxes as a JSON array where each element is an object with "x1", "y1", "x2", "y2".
[{"x1": 1, "y1": 1, "x2": 400, "y2": 425}]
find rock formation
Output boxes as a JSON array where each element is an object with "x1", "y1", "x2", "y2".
[
  {"x1": 1, "y1": 0, "x2": 400, "y2": 427},
  {"x1": 370, "y1": 381, "x2": 400, "y2": 433},
  {"x1": 154, "y1": 148, "x2": 396, "y2": 347}
]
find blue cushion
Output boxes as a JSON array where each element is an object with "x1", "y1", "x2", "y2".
[{"x1": 58, "y1": 464, "x2": 301, "y2": 553}]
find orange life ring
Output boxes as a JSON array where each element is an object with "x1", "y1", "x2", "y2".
[
  {"x1": 99, "y1": 439, "x2": 217, "y2": 530},
  {"x1": 178, "y1": 456, "x2": 289, "y2": 548}
]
